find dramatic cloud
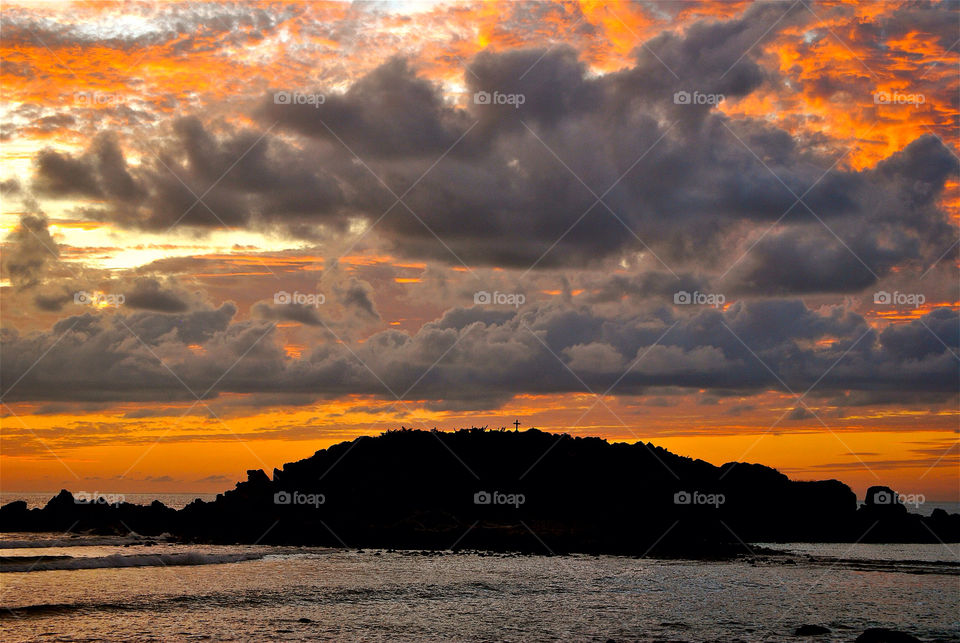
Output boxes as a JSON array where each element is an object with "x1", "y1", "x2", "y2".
[
  {"x1": 2, "y1": 213, "x2": 59, "y2": 289},
  {"x1": 2, "y1": 299, "x2": 956, "y2": 409},
  {"x1": 1, "y1": 0, "x2": 957, "y2": 494},
  {"x1": 123, "y1": 277, "x2": 195, "y2": 313},
  {"x1": 31, "y1": 38, "x2": 957, "y2": 291}
]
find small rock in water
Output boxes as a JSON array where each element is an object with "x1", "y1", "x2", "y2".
[
  {"x1": 855, "y1": 628, "x2": 921, "y2": 643},
  {"x1": 795, "y1": 624, "x2": 831, "y2": 636}
]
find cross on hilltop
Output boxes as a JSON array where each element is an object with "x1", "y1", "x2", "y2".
[{"x1": 513, "y1": 419, "x2": 521, "y2": 430}]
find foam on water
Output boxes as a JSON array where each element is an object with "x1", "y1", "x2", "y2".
[
  {"x1": 0, "y1": 551, "x2": 267, "y2": 573},
  {"x1": 0, "y1": 544, "x2": 956, "y2": 642}
]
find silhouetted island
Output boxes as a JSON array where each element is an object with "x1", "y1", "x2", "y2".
[{"x1": 3, "y1": 428, "x2": 957, "y2": 555}]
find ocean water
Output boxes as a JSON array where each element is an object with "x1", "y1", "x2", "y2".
[
  {"x1": 4, "y1": 492, "x2": 958, "y2": 515},
  {"x1": 0, "y1": 492, "x2": 218, "y2": 510},
  {"x1": 1, "y1": 534, "x2": 957, "y2": 642}
]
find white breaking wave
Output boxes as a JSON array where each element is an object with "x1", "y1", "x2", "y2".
[{"x1": 1, "y1": 551, "x2": 265, "y2": 573}]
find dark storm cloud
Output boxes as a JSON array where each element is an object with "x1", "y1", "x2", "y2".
[
  {"x1": 580, "y1": 271, "x2": 709, "y2": 304},
  {"x1": 880, "y1": 308, "x2": 959, "y2": 361},
  {"x1": 336, "y1": 276, "x2": 381, "y2": 321},
  {"x1": 821, "y1": 390, "x2": 957, "y2": 409},
  {"x1": 1, "y1": 213, "x2": 59, "y2": 289},
  {"x1": 32, "y1": 286, "x2": 75, "y2": 312},
  {"x1": 33, "y1": 133, "x2": 143, "y2": 202},
  {"x1": 728, "y1": 226, "x2": 885, "y2": 295},
  {"x1": 93, "y1": 133, "x2": 146, "y2": 203},
  {"x1": 27, "y1": 3, "x2": 957, "y2": 293},
  {"x1": 0, "y1": 177, "x2": 20, "y2": 195},
  {"x1": 259, "y1": 57, "x2": 469, "y2": 158},
  {"x1": 123, "y1": 278, "x2": 193, "y2": 313},
  {"x1": 786, "y1": 407, "x2": 815, "y2": 421},
  {"x1": 1, "y1": 303, "x2": 282, "y2": 403},
  {"x1": 34, "y1": 149, "x2": 102, "y2": 198},
  {"x1": 32, "y1": 119, "x2": 346, "y2": 233},
  {"x1": 17, "y1": 270, "x2": 201, "y2": 313},
  {"x1": 2, "y1": 298, "x2": 957, "y2": 408},
  {"x1": 110, "y1": 302, "x2": 240, "y2": 346}
]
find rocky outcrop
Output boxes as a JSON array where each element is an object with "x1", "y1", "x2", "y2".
[
  {"x1": 2, "y1": 428, "x2": 957, "y2": 553},
  {"x1": 1, "y1": 489, "x2": 176, "y2": 535}
]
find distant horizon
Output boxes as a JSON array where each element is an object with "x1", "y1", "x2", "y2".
[
  {"x1": 1, "y1": 3, "x2": 956, "y2": 640},
  {"x1": 2, "y1": 427, "x2": 958, "y2": 503},
  {"x1": 2, "y1": 0, "x2": 957, "y2": 520}
]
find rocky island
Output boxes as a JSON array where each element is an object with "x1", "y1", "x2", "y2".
[{"x1": 3, "y1": 428, "x2": 957, "y2": 555}]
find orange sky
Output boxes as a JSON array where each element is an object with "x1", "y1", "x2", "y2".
[{"x1": 1, "y1": 0, "x2": 957, "y2": 501}]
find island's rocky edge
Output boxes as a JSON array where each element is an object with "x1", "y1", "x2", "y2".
[{"x1": 3, "y1": 428, "x2": 957, "y2": 554}]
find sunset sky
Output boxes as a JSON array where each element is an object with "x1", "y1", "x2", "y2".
[{"x1": 0, "y1": 0, "x2": 957, "y2": 501}]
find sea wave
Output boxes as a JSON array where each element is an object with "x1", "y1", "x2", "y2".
[{"x1": 0, "y1": 551, "x2": 265, "y2": 573}]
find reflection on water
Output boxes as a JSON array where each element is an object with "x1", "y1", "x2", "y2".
[{"x1": 1, "y1": 534, "x2": 957, "y2": 642}]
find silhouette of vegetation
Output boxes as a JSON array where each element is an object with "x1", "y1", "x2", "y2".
[{"x1": 2, "y1": 428, "x2": 957, "y2": 556}]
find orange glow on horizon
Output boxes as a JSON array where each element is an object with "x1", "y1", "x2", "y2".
[{"x1": 0, "y1": 0, "x2": 957, "y2": 501}]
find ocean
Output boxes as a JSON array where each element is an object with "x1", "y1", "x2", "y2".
[
  {"x1": 0, "y1": 493, "x2": 219, "y2": 510},
  {"x1": 1, "y1": 533, "x2": 957, "y2": 642},
  {"x1": 3, "y1": 492, "x2": 958, "y2": 515}
]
